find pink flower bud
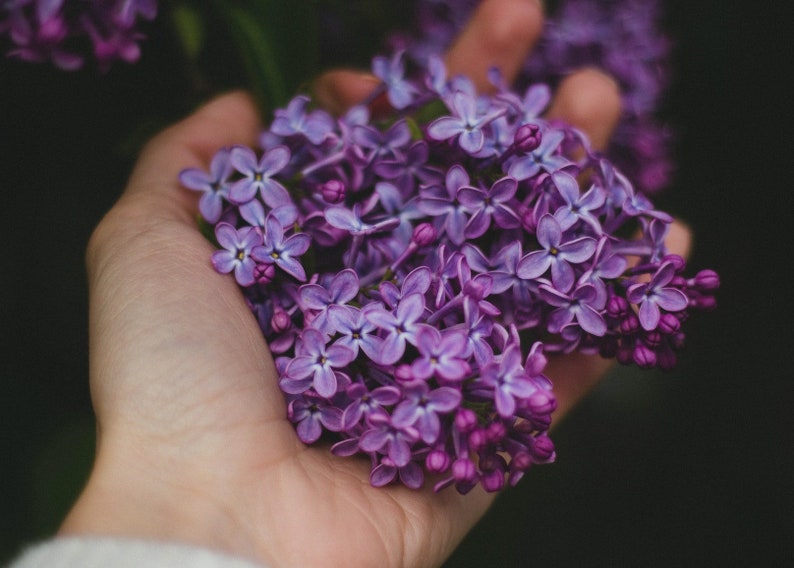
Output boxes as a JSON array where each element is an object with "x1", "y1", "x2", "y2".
[
  {"x1": 411, "y1": 222, "x2": 437, "y2": 246},
  {"x1": 320, "y1": 180, "x2": 346, "y2": 203},
  {"x1": 514, "y1": 123, "x2": 542, "y2": 153}
]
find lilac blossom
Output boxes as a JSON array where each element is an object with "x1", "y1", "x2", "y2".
[
  {"x1": 181, "y1": 46, "x2": 718, "y2": 494},
  {"x1": 299, "y1": 269, "x2": 359, "y2": 334},
  {"x1": 627, "y1": 261, "x2": 689, "y2": 331},
  {"x1": 281, "y1": 328, "x2": 355, "y2": 398},
  {"x1": 365, "y1": 293, "x2": 427, "y2": 365},
  {"x1": 539, "y1": 283, "x2": 607, "y2": 337},
  {"x1": 506, "y1": 129, "x2": 571, "y2": 181},
  {"x1": 457, "y1": 176, "x2": 521, "y2": 238},
  {"x1": 211, "y1": 223, "x2": 261, "y2": 287},
  {"x1": 178, "y1": 148, "x2": 233, "y2": 223},
  {"x1": 410, "y1": 326, "x2": 471, "y2": 382},
  {"x1": 418, "y1": 164, "x2": 472, "y2": 245},
  {"x1": 250, "y1": 214, "x2": 311, "y2": 282},
  {"x1": 289, "y1": 394, "x2": 343, "y2": 443},
  {"x1": 391, "y1": 380, "x2": 462, "y2": 444},
  {"x1": 359, "y1": 413, "x2": 419, "y2": 467},
  {"x1": 270, "y1": 95, "x2": 335, "y2": 145},
  {"x1": 517, "y1": 214, "x2": 597, "y2": 292},
  {"x1": 372, "y1": 49, "x2": 419, "y2": 109},
  {"x1": 2, "y1": 0, "x2": 157, "y2": 70},
  {"x1": 228, "y1": 145, "x2": 291, "y2": 208},
  {"x1": 427, "y1": 90, "x2": 506, "y2": 154}
]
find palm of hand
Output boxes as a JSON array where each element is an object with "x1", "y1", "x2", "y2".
[{"x1": 80, "y1": 106, "x2": 491, "y2": 567}]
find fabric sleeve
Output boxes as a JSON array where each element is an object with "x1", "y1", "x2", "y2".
[{"x1": 7, "y1": 537, "x2": 267, "y2": 568}]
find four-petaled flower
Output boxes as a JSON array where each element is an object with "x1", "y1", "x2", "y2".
[
  {"x1": 517, "y1": 214, "x2": 597, "y2": 292},
  {"x1": 211, "y1": 223, "x2": 262, "y2": 287},
  {"x1": 627, "y1": 261, "x2": 689, "y2": 330},
  {"x1": 251, "y1": 215, "x2": 311, "y2": 282},
  {"x1": 282, "y1": 328, "x2": 355, "y2": 398}
]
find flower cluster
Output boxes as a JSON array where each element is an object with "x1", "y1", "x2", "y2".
[
  {"x1": 389, "y1": 0, "x2": 674, "y2": 193},
  {"x1": 1, "y1": 0, "x2": 157, "y2": 70},
  {"x1": 180, "y1": 54, "x2": 718, "y2": 493}
]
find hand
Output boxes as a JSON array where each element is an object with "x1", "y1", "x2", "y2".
[{"x1": 60, "y1": 1, "x2": 690, "y2": 567}]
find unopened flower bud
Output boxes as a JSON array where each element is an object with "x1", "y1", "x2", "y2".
[
  {"x1": 425, "y1": 449, "x2": 451, "y2": 473},
  {"x1": 254, "y1": 262, "x2": 276, "y2": 284},
  {"x1": 692, "y1": 294, "x2": 717, "y2": 310},
  {"x1": 514, "y1": 123, "x2": 542, "y2": 153},
  {"x1": 452, "y1": 458, "x2": 477, "y2": 483},
  {"x1": 481, "y1": 469, "x2": 505, "y2": 492},
  {"x1": 320, "y1": 179, "x2": 346, "y2": 203},
  {"x1": 468, "y1": 428, "x2": 488, "y2": 451},
  {"x1": 527, "y1": 390, "x2": 556, "y2": 415},
  {"x1": 486, "y1": 422, "x2": 507, "y2": 443},
  {"x1": 633, "y1": 343, "x2": 657, "y2": 368},
  {"x1": 530, "y1": 434, "x2": 556, "y2": 462},
  {"x1": 607, "y1": 294, "x2": 629, "y2": 318},
  {"x1": 620, "y1": 312, "x2": 640, "y2": 334},
  {"x1": 693, "y1": 269, "x2": 720, "y2": 291},
  {"x1": 271, "y1": 310, "x2": 292, "y2": 333},
  {"x1": 455, "y1": 408, "x2": 478, "y2": 433},
  {"x1": 658, "y1": 313, "x2": 681, "y2": 334},
  {"x1": 412, "y1": 222, "x2": 436, "y2": 246}
]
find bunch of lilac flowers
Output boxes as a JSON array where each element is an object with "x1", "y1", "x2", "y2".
[
  {"x1": 389, "y1": 0, "x2": 674, "y2": 193},
  {"x1": 179, "y1": 53, "x2": 718, "y2": 493},
  {"x1": 1, "y1": 0, "x2": 156, "y2": 70}
]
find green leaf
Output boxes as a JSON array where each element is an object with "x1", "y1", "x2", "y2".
[{"x1": 171, "y1": 1, "x2": 205, "y2": 61}]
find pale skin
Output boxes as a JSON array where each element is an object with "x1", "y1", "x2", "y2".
[{"x1": 59, "y1": 1, "x2": 691, "y2": 566}]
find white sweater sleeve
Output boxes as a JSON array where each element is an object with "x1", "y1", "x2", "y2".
[{"x1": 8, "y1": 537, "x2": 267, "y2": 568}]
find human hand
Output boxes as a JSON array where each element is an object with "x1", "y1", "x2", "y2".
[{"x1": 60, "y1": 1, "x2": 690, "y2": 567}]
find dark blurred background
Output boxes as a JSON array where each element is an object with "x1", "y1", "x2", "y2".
[{"x1": 1, "y1": 1, "x2": 791, "y2": 565}]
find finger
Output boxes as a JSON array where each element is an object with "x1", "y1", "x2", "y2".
[
  {"x1": 445, "y1": 0, "x2": 545, "y2": 91},
  {"x1": 546, "y1": 220, "x2": 693, "y2": 420},
  {"x1": 545, "y1": 67, "x2": 623, "y2": 151},
  {"x1": 315, "y1": 0, "x2": 545, "y2": 113}
]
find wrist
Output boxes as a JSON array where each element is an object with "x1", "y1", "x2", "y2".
[{"x1": 58, "y1": 433, "x2": 267, "y2": 566}]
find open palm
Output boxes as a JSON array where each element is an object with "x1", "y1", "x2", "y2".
[{"x1": 60, "y1": 2, "x2": 690, "y2": 567}]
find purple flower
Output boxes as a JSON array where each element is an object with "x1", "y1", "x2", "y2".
[
  {"x1": 392, "y1": 380, "x2": 462, "y2": 444},
  {"x1": 251, "y1": 215, "x2": 311, "y2": 282},
  {"x1": 299, "y1": 269, "x2": 360, "y2": 334},
  {"x1": 427, "y1": 91, "x2": 505, "y2": 154},
  {"x1": 457, "y1": 176, "x2": 521, "y2": 238},
  {"x1": 178, "y1": 148, "x2": 233, "y2": 223},
  {"x1": 282, "y1": 328, "x2": 355, "y2": 398},
  {"x1": 517, "y1": 214, "x2": 597, "y2": 292},
  {"x1": 341, "y1": 383, "x2": 401, "y2": 431},
  {"x1": 270, "y1": 95, "x2": 334, "y2": 145},
  {"x1": 628, "y1": 261, "x2": 689, "y2": 331},
  {"x1": 351, "y1": 119, "x2": 411, "y2": 163},
  {"x1": 551, "y1": 171, "x2": 606, "y2": 233},
  {"x1": 410, "y1": 326, "x2": 471, "y2": 382},
  {"x1": 372, "y1": 50, "x2": 419, "y2": 109},
  {"x1": 365, "y1": 293, "x2": 427, "y2": 365},
  {"x1": 418, "y1": 164, "x2": 472, "y2": 245},
  {"x1": 211, "y1": 223, "x2": 262, "y2": 287},
  {"x1": 359, "y1": 412, "x2": 419, "y2": 467},
  {"x1": 538, "y1": 283, "x2": 607, "y2": 337},
  {"x1": 506, "y1": 130, "x2": 571, "y2": 181},
  {"x1": 370, "y1": 457, "x2": 424, "y2": 489},
  {"x1": 374, "y1": 140, "x2": 443, "y2": 194},
  {"x1": 326, "y1": 305, "x2": 384, "y2": 361},
  {"x1": 480, "y1": 344, "x2": 538, "y2": 418},
  {"x1": 289, "y1": 394, "x2": 343, "y2": 443},
  {"x1": 228, "y1": 145, "x2": 291, "y2": 207}
]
